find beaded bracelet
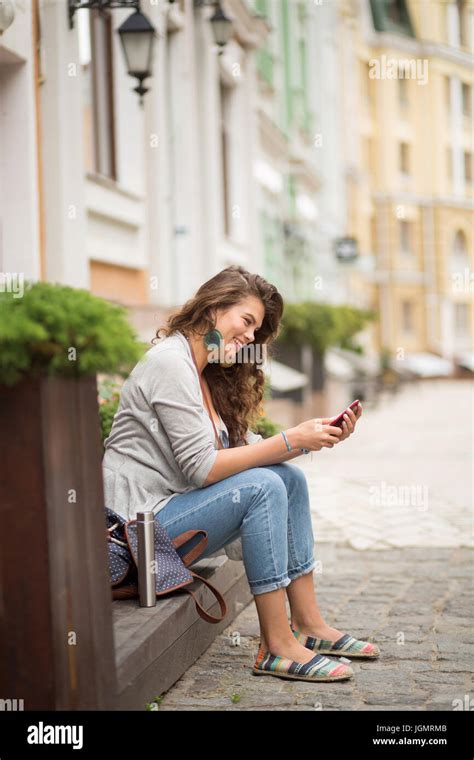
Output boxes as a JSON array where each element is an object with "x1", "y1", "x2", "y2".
[{"x1": 281, "y1": 430, "x2": 310, "y2": 455}]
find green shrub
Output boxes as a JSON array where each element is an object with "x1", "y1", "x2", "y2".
[
  {"x1": 254, "y1": 415, "x2": 283, "y2": 439},
  {"x1": 98, "y1": 378, "x2": 122, "y2": 444},
  {"x1": 251, "y1": 375, "x2": 282, "y2": 438},
  {"x1": 278, "y1": 301, "x2": 377, "y2": 355},
  {"x1": 0, "y1": 281, "x2": 145, "y2": 386}
]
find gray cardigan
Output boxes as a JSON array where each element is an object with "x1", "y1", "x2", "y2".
[{"x1": 102, "y1": 329, "x2": 263, "y2": 521}]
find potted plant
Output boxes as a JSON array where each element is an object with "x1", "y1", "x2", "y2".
[
  {"x1": 378, "y1": 346, "x2": 401, "y2": 394},
  {"x1": 98, "y1": 377, "x2": 123, "y2": 446},
  {"x1": 275, "y1": 300, "x2": 376, "y2": 412},
  {"x1": 277, "y1": 301, "x2": 376, "y2": 360},
  {"x1": 0, "y1": 281, "x2": 143, "y2": 710}
]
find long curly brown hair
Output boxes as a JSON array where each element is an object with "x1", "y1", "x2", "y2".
[{"x1": 153, "y1": 265, "x2": 284, "y2": 447}]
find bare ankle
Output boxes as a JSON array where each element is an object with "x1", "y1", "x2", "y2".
[
  {"x1": 261, "y1": 634, "x2": 297, "y2": 652},
  {"x1": 291, "y1": 618, "x2": 324, "y2": 631}
]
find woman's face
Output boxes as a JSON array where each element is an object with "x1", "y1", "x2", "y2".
[{"x1": 215, "y1": 296, "x2": 266, "y2": 357}]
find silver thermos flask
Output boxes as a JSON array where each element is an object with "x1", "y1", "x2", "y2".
[{"x1": 137, "y1": 511, "x2": 156, "y2": 607}]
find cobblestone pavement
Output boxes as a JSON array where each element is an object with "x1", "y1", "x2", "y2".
[
  {"x1": 156, "y1": 545, "x2": 472, "y2": 711},
  {"x1": 299, "y1": 379, "x2": 473, "y2": 550},
  {"x1": 155, "y1": 380, "x2": 473, "y2": 711}
]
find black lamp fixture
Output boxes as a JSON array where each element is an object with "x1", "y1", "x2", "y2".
[
  {"x1": 209, "y1": 3, "x2": 233, "y2": 50},
  {"x1": 117, "y1": 9, "x2": 156, "y2": 105},
  {"x1": 68, "y1": 1, "x2": 156, "y2": 105},
  {"x1": 194, "y1": 0, "x2": 233, "y2": 51}
]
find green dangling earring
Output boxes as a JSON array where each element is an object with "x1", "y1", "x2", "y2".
[
  {"x1": 203, "y1": 328, "x2": 223, "y2": 350},
  {"x1": 203, "y1": 328, "x2": 235, "y2": 368}
]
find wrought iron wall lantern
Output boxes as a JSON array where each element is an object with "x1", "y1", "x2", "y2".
[
  {"x1": 194, "y1": 0, "x2": 233, "y2": 51},
  {"x1": 334, "y1": 236, "x2": 359, "y2": 262},
  {"x1": 0, "y1": 0, "x2": 16, "y2": 35},
  {"x1": 68, "y1": 1, "x2": 157, "y2": 105}
]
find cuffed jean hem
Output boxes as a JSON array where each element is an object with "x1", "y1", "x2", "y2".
[
  {"x1": 249, "y1": 557, "x2": 316, "y2": 596},
  {"x1": 249, "y1": 576, "x2": 292, "y2": 596},
  {"x1": 288, "y1": 557, "x2": 318, "y2": 581}
]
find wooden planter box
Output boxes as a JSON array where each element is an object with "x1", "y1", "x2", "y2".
[{"x1": 0, "y1": 375, "x2": 116, "y2": 709}]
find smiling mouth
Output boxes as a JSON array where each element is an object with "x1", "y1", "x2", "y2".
[{"x1": 232, "y1": 338, "x2": 244, "y2": 350}]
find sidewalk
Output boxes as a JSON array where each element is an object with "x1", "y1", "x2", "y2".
[
  {"x1": 155, "y1": 379, "x2": 473, "y2": 711},
  {"x1": 300, "y1": 378, "x2": 472, "y2": 551},
  {"x1": 157, "y1": 545, "x2": 472, "y2": 711}
]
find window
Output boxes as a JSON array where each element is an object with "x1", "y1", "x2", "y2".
[
  {"x1": 453, "y1": 229, "x2": 469, "y2": 264},
  {"x1": 464, "y1": 151, "x2": 473, "y2": 183},
  {"x1": 369, "y1": 0, "x2": 415, "y2": 37},
  {"x1": 398, "y1": 77, "x2": 409, "y2": 109},
  {"x1": 454, "y1": 303, "x2": 470, "y2": 334},
  {"x1": 256, "y1": 46, "x2": 274, "y2": 88},
  {"x1": 447, "y1": 0, "x2": 469, "y2": 48},
  {"x1": 445, "y1": 76, "x2": 451, "y2": 111},
  {"x1": 370, "y1": 215, "x2": 378, "y2": 256},
  {"x1": 461, "y1": 83, "x2": 471, "y2": 117},
  {"x1": 298, "y1": 37, "x2": 312, "y2": 134},
  {"x1": 261, "y1": 211, "x2": 284, "y2": 290},
  {"x1": 255, "y1": 1, "x2": 274, "y2": 88},
  {"x1": 79, "y1": 8, "x2": 117, "y2": 179},
  {"x1": 457, "y1": 0, "x2": 468, "y2": 47},
  {"x1": 447, "y1": 147, "x2": 453, "y2": 179},
  {"x1": 399, "y1": 220, "x2": 412, "y2": 254},
  {"x1": 401, "y1": 300, "x2": 414, "y2": 333},
  {"x1": 399, "y1": 142, "x2": 410, "y2": 174}
]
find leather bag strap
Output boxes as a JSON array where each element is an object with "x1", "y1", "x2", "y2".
[
  {"x1": 172, "y1": 529, "x2": 208, "y2": 566},
  {"x1": 179, "y1": 570, "x2": 227, "y2": 623}
]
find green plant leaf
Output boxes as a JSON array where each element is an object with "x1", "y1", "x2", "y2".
[
  {"x1": 277, "y1": 301, "x2": 377, "y2": 356},
  {"x1": 0, "y1": 281, "x2": 145, "y2": 386}
]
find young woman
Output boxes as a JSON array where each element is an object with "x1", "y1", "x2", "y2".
[{"x1": 102, "y1": 265, "x2": 379, "y2": 683}]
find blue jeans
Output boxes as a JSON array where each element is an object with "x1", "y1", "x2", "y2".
[{"x1": 155, "y1": 463, "x2": 317, "y2": 595}]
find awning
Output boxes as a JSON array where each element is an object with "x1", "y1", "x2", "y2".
[
  {"x1": 324, "y1": 350, "x2": 355, "y2": 381},
  {"x1": 326, "y1": 347, "x2": 380, "y2": 378},
  {"x1": 392, "y1": 352, "x2": 453, "y2": 378},
  {"x1": 456, "y1": 352, "x2": 474, "y2": 372},
  {"x1": 263, "y1": 358, "x2": 309, "y2": 392}
]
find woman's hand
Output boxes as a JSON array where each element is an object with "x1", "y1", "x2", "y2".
[
  {"x1": 335, "y1": 402, "x2": 362, "y2": 443},
  {"x1": 292, "y1": 402, "x2": 363, "y2": 451},
  {"x1": 293, "y1": 418, "x2": 343, "y2": 451}
]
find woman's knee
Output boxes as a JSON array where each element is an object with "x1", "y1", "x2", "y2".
[
  {"x1": 237, "y1": 468, "x2": 289, "y2": 522},
  {"x1": 286, "y1": 462, "x2": 310, "y2": 497},
  {"x1": 263, "y1": 462, "x2": 309, "y2": 497},
  {"x1": 245, "y1": 466, "x2": 289, "y2": 500}
]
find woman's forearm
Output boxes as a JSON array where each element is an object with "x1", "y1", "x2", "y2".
[
  {"x1": 203, "y1": 428, "x2": 304, "y2": 486},
  {"x1": 272, "y1": 436, "x2": 307, "y2": 464}
]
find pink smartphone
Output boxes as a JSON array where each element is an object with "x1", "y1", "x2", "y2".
[{"x1": 330, "y1": 399, "x2": 361, "y2": 428}]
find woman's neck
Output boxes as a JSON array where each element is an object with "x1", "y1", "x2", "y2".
[{"x1": 185, "y1": 333, "x2": 209, "y2": 376}]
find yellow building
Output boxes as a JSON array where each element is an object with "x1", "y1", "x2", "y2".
[{"x1": 340, "y1": 0, "x2": 473, "y2": 370}]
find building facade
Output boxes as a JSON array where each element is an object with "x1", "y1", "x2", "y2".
[
  {"x1": 1, "y1": 0, "x2": 470, "y2": 369},
  {"x1": 336, "y1": 0, "x2": 473, "y2": 366},
  {"x1": 1, "y1": 0, "x2": 331, "y2": 342}
]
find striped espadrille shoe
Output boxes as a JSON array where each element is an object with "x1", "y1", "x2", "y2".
[
  {"x1": 291, "y1": 627, "x2": 380, "y2": 659},
  {"x1": 252, "y1": 643, "x2": 354, "y2": 682}
]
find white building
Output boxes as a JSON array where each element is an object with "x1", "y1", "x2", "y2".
[{"x1": 0, "y1": 0, "x2": 274, "y2": 337}]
